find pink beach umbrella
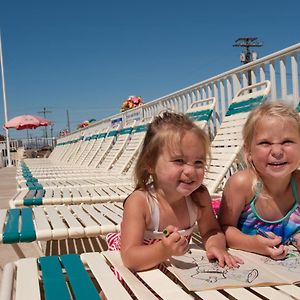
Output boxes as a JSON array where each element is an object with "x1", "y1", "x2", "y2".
[{"x1": 4, "y1": 114, "x2": 51, "y2": 130}]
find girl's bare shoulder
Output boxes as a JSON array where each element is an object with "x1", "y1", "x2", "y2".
[
  {"x1": 223, "y1": 169, "x2": 254, "y2": 201},
  {"x1": 125, "y1": 189, "x2": 147, "y2": 206},
  {"x1": 226, "y1": 169, "x2": 253, "y2": 189}
]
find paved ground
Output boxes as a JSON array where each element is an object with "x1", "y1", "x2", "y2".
[
  {"x1": 0, "y1": 166, "x2": 41, "y2": 281},
  {"x1": 0, "y1": 166, "x2": 106, "y2": 283},
  {"x1": 0, "y1": 166, "x2": 17, "y2": 209}
]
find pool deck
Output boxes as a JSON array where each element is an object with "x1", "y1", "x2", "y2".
[
  {"x1": 0, "y1": 166, "x2": 41, "y2": 279},
  {"x1": 0, "y1": 166, "x2": 17, "y2": 209}
]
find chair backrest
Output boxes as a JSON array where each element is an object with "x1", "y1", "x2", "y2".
[
  {"x1": 75, "y1": 126, "x2": 110, "y2": 166},
  {"x1": 95, "y1": 120, "x2": 137, "y2": 170},
  {"x1": 88, "y1": 123, "x2": 122, "y2": 168},
  {"x1": 186, "y1": 97, "x2": 216, "y2": 128},
  {"x1": 204, "y1": 80, "x2": 271, "y2": 194},
  {"x1": 107, "y1": 117, "x2": 154, "y2": 175}
]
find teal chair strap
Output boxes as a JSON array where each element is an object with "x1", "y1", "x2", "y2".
[
  {"x1": 226, "y1": 95, "x2": 264, "y2": 116},
  {"x1": 3, "y1": 209, "x2": 20, "y2": 243},
  {"x1": 20, "y1": 208, "x2": 36, "y2": 242},
  {"x1": 107, "y1": 130, "x2": 118, "y2": 137},
  {"x1": 3, "y1": 208, "x2": 36, "y2": 243},
  {"x1": 39, "y1": 256, "x2": 71, "y2": 300},
  {"x1": 60, "y1": 254, "x2": 100, "y2": 300},
  {"x1": 133, "y1": 124, "x2": 148, "y2": 133},
  {"x1": 120, "y1": 127, "x2": 133, "y2": 135},
  {"x1": 187, "y1": 109, "x2": 213, "y2": 121}
]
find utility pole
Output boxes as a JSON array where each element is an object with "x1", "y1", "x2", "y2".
[
  {"x1": 0, "y1": 33, "x2": 12, "y2": 166},
  {"x1": 66, "y1": 109, "x2": 71, "y2": 133},
  {"x1": 38, "y1": 107, "x2": 51, "y2": 138},
  {"x1": 233, "y1": 37, "x2": 263, "y2": 86}
]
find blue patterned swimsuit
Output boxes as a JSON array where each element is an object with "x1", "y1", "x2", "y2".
[{"x1": 237, "y1": 177, "x2": 300, "y2": 244}]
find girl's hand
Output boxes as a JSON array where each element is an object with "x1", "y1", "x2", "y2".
[
  {"x1": 290, "y1": 233, "x2": 300, "y2": 251},
  {"x1": 161, "y1": 225, "x2": 189, "y2": 257},
  {"x1": 256, "y1": 232, "x2": 289, "y2": 260},
  {"x1": 206, "y1": 247, "x2": 243, "y2": 268}
]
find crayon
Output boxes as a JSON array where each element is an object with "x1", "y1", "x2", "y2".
[
  {"x1": 163, "y1": 229, "x2": 170, "y2": 237},
  {"x1": 163, "y1": 228, "x2": 192, "y2": 254}
]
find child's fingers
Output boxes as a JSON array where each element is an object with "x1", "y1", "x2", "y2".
[
  {"x1": 270, "y1": 245, "x2": 289, "y2": 260},
  {"x1": 224, "y1": 254, "x2": 243, "y2": 268}
]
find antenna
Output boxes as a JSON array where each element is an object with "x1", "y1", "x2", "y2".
[{"x1": 233, "y1": 37, "x2": 263, "y2": 86}]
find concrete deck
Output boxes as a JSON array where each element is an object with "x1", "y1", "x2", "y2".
[
  {"x1": 0, "y1": 165, "x2": 107, "y2": 280},
  {"x1": 0, "y1": 166, "x2": 41, "y2": 279},
  {"x1": 0, "y1": 166, "x2": 17, "y2": 209}
]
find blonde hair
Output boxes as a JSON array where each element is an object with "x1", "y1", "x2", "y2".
[
  {"x1": 134, "y1": 111, "x2": 210, "y2": 190},
  {"x1": 242, "y1": 102, "x2": 300, "y2": 191}
]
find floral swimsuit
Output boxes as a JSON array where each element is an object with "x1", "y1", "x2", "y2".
[{"x1": 237, "y1": 176, "x2": 300, "y2": 244}]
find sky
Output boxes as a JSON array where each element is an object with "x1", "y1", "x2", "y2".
[{"x1": 0, "y1": 0, "x2": 299, "y2": 139}]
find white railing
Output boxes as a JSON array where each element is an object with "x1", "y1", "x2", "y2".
[
  {"x1": 60, "y1": 42, "x2": 299, "y2": 144},
  {"x1": 3, "y1": 43, "x2": 300, "y2": 154}
]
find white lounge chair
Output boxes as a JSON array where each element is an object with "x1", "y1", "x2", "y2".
[
  {"x1": 204, "y1": 80, "x2": 271, "y2": 194},
  {"x1": 0, "y1": 203, "x2": 123, "y2": 257},
  {"x1": 1, "y1": 250, "x2": 299, "y2": 300}
]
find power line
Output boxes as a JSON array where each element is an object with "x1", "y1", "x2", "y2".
[{"x1": 37, "y1": 107, "x2": 52, "y2": 139}]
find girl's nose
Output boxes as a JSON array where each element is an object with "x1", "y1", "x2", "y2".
[
  {"x1": 271, "y1": 144, "x2": 283, "y2": 158},
  {"x1": 183, "y1": 163, "x2": 196, "y2": 175}
]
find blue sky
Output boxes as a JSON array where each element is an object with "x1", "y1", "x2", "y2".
[{"x1": 0, "y1": 0, "x2": 299, "y2": 139}]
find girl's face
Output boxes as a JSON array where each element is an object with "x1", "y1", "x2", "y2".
[
  {"x1": 153, "y1": 130, "x2": 206, "y2": 201},
  {"x1": 247, "y1": 116, "x2": 300, "y2": 180}
]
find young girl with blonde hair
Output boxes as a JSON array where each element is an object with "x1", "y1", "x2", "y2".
[
  {"x1": 219, "y1": 102, "x2": 300, "y2": 259},
  {"x1": 107, "y1": 111, "x2": 241, "y2": 272}
]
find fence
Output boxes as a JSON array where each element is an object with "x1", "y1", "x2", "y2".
[
  {"x1": 59, "y1": 42, "x2": 299, "y2": 145},
  {"x1": 2, "y1": 43, "x2": 300, "y2": 162}
]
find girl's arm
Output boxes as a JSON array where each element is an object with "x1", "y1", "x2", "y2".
[
  {"x1": 218, "y1": 171, "x2": 287, "y2": 259},
  {"x1": 120, "y1": 191, "x2": 188, "y2": 271},
  {"x1": 192, "y1": 186, "x2": 242, "y2": 267}
]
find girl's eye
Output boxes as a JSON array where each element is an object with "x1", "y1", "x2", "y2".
[
  {"x1": 195, "y1": 161, "x2": 205, "y2": 168},
  {"x1": 282, "y1": 140, "x2": 293, "y2": 145},
  {"x1": 258, "y1": 141, "x2": 271, "y2": 146},
  {"x1": 173, "y1": 159, "x2": 185, "y2": 165}
]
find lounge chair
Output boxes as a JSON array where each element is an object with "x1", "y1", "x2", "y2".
[
  {"x1": 204, "y1": 80, "x2": 271, "y2": 194},
  {"x1": 1, "y1": 249, "x2": 299, "y2": 300},
  {"x1": 0, "y1": 203, "x2": 123, "y2": 258},
  {"x1": 186, "y1": 97, "x2": 219, "y2": 139},
  {"x1": 10, "y1": 118, "x2": 153, "y2": 207}
]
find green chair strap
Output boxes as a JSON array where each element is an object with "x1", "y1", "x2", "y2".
[
  {"x1": 187, "y1": 109, "x2": 213, "y2": 121},
  {"x1": 19, "y1": 208, "x2": 36, "y2": 242},
  {"x1": 107, "y1": 130, "x2": 118, "y2": 137},
  {"x1": 133, "y1": 124, "x2": 148, "y2": 133},
  {"x1": 23, "y1": 190, "x2": 44, "y2": 206},
  {"x1": 3, "y1": 209, "x2": 20, "y2": 243},
  {"x1": 120, "y1": 127, "x2": 133, "y2": 135},
  {"x1": 60, "y1": 254, "x2": 100, "y2": 300},
  {"x1": 3, "y1": 208, "x2": 36, "y2": 243},
  {"x1": 226, "y1": 95, "x2": 264, "y2": 116},
  {"x1": 98, "y1": 132, "x2": 107, "y2": 138},
  {"x1": 39, "y1": 256, "x2": 71, "y2": 300}
]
